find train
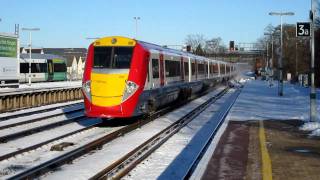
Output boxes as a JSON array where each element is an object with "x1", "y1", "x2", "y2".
[
  {"x1": 19, "y1": 53, "x2": 67, "y2": 83},
  {"x1": 82, "y1": 36, "x2": 237, "y2": 118}
]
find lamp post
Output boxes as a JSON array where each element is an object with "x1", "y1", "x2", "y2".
[
  {"x1": 21, "y1": 28, "x2": 40, "y2": 86},
  {"x1": 86, "y1": 37, "x2": 100, "y2": 40},
  {"x1": 133, "y1": 17, "x2": 140, "y2": 39},
  {"x1": 264, "y1": 30, "x2": 280, "y2": 86},
  {"x1": 310, "y1": 0, "x2": 317, "y2": 122},
  {"x1": 269, "y1": 11, "x2": 294, "y2": 96}
]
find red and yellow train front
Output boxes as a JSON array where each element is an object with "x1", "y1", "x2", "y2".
[{"x1": 82, "y1": 36, "x2": 148, "y2": 118}]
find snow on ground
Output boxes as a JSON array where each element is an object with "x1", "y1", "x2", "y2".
[
  {"x1": 0, "y1": 100, "x2": 82, "y2": 119},
  {"x1": 18, "y1": 81, "x2": 81, "y2": 89},
  {"x1": 227, "y1": 79, "x2": 320, "y2": 137},
  {"x1": 40, "y1": 87, "x2": 227, "y2": 180},
  {"x1": 227, "y1": 80, "x2": 319, "y2": 121},
  {"x1": 124, "y1": 89, "x2": 239, "y2": 180},
  {"x1": 0, "y1": 81, "x2": 81, "y2": 93},
  {"x1": 0, "y1": 103, "x2": 83, "y2": 127}
]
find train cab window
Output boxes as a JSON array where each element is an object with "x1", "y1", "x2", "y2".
[
  {"x1": 152, "y1": 59, "x2": 159, "y2": 78},
  {"x1": 93, "y1": 47, "x2": 133, "y2": 69}
]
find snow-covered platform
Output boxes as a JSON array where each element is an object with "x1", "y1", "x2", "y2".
[{"x1": 198, "y1": 80, "x2": 320, "y2": 179}]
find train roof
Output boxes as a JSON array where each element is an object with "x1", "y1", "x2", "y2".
[
  {"x1": 92, "y1": 36, "x2": 233, "y2": 65},
  {"x1": 20, "y1": 53, "x2": 66, "y2": 61}
]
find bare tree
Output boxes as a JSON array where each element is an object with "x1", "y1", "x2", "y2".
[
  {"x1": 205, "y1": 37, "x2": 226, "y2": 54},
  {"x1": 185, "y1": 34, "x2": 206, "y2": 53}
]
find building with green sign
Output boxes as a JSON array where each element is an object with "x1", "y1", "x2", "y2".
[{"x1": 0, "y1": 33, "x2": 19, "y2": 88}]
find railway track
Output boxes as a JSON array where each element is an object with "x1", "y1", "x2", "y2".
[
  {"x1": 0, "y1": 100, "x2": 83, "y2": 121},
  {"x1": 92, "y1": 88, "x2": 237, "y2": 179},
  {"x1": 0, "y1": 102, "x2": 99, "y2": 163},
  {"x1": 0, "y1": 103, "x2": 86, "y2": 143},
  {"x1": 4, "y1": 86, "x2": 234, "y2": 180}
]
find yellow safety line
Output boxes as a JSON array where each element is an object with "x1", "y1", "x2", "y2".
[{"x1": 259, "y1": 120, "x2": 273, "y2": 180}]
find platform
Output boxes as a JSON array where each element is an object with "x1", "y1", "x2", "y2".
[
  {"x1": 200, "y1": 80, "x2": 320, "y2": 180},
  {"x1": 0, "y1": 81, "x2": 81, "y2": 94}
]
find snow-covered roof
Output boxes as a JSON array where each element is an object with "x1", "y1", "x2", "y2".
[{"x1": 20, "y1": 53, "x2": 66, "y2": 60}]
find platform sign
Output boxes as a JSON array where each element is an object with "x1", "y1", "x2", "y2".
[{"x1": 296, "y1": 22, "x2": 310, "y2": 37}]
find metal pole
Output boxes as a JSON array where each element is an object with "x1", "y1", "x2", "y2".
[
  {"x1": 310, "y1": 0, "x2": 317, "y2": 122},
  {"x1": 134, "y1": 17, "x2": 140, "y2": 39},
  {"x1": 135, "y1": 18, "x2": 137, "y2": 39},
  {"x1": 28, "y1": 31, "x2": 32, "y2": 86},
  {"x1": 295, "y1": 40, "x2": 298, "y2": 79},
  {"x1": 279, "y1": 15, "x2": 284, "y2": 96},
  {"x1": 271, "y1": 34, "x2": 274, "y2": 79}
]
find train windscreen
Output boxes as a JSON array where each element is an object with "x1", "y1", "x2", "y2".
[{"x1": 93, "y1": 47, "x2": 133, "y2": 69}]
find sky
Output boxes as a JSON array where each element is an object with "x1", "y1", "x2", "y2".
[{"x1": 0, "y1": 0, "x2": 315, "y2": 48}]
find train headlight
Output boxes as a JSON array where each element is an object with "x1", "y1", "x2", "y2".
[
  {"x1": 82, "y1": 80, "x2": 91, "y2": 101},
  {"x1": 122, "y1": 81, "x2": 139, "y2": 102}
]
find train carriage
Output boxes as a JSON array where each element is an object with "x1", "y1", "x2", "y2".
[
  {"x1": 19, "y1": 54, "x2": 67, "y2": 83},
  {"x1": 82, "y1": 36, "x2": 236, "y2": 118}
]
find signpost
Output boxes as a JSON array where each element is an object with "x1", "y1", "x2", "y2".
[
  {"x1": 296, "y1": 22, "x2": 311, "y2": 37},
  {"x1": 296, "y1": 17, "x2": 316, "y2": 123}
]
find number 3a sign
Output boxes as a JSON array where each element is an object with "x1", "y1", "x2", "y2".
[{"x1": 296, "y1": 22, "x2": 310, "y2": 37}]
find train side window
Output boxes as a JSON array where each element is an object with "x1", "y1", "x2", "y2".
[
  {"x1": 220, "y1": 64, "x2": 225, "y2": 74},
  {"x1": 198, "y1": 63, "x2": 205, "y2": 75},
  {"x1": 40, "y1": 63, "x2": 46, "y2": 72},
  {"x1": 31, "y1": 63, "x2": 40, "y2": 73},
  {"x1": 204, "y1": 62, "x2": 208, "y2": 74},
  {"x1": 20, "y1": 63, "x2": 28, "y2": 73},
  {"x1": 184, "y1": 62, "x2": 189, "y2": 76},
  {"x1": 191, "y1": 62, "x2": 196, "y2": 75},
  {"x1": 54, "y1": 63, "x2": 67, "y2": 72},
  {"x1": 165, "y1": 60, "x2": 180, "y2": 77},
  {"x1": 213, "y1": 64, "x2": 219, "y2": 73},
  {"x1": 152, "y1": 59, "x2": 159, "y2": 78}
]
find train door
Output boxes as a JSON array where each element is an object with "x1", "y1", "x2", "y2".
[
  {"x1": 159, "y1": 53, "x2": 164, "y2": 86},
  {"x1": 180, "y1": 56, "x2": 184, "y2": 81},
  {"x1": 207, "y1": 60, "x2": 210, "y2": 78},
  {"x1": 195, "y1": 60, "x2": 198, "y2": 80},
  {"x1": 149, "y1": 51, "x2": 160, "y2": 89},
  {"x1": 47, "y1": 59, "x2": 54, "y2": 81}
]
